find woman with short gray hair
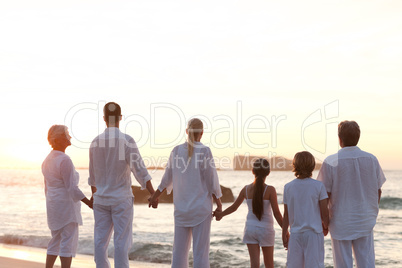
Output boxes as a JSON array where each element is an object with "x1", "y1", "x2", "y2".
[{"x1": 42, "y1": 125, "x2": 92, "y2": 268}]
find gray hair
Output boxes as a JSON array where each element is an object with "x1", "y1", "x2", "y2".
[{"x1": 48, "y1": 125, "x2": 68, "y2": 148}]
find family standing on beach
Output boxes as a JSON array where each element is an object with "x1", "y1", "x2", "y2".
[{"x1": 42, "y1": 102, "x2": 386, "y2": 268}]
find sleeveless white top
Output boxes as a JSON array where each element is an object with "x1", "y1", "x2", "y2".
[{"x1": 245, "y1": 184, "x2": 275, "y2": 229}]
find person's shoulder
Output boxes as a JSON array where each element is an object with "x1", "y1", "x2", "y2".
[
  {"x1": 240, "y1": 185, "x2": 249, "y2": 194},
  {"x1": 176, "y1": 143, "x2": 186, "y2": 149},
  {"x1": 105, "y1": 128, "x2": 134, "y2": 142},
  {"x1": 310, "y1": 178, "x2": 325, "y2": 186},
  {"x1": 266, "y1": 184, "x2": 276, "y2": 191},
  {"x1": 198, "y1": 143, "x2": 213, "y2": 154},
  {"x1": 350, "y1": 147, "x2": 381, "y2": 166},
  {"x1": 59, "y1": 153, "x2": 73, "y2": 167},
  {"x1": 245, "y1": 183, "x2": 254, "y2": 189},
  {"x1": 89, "y1": 133, "x2": 103, "y2": 147},
  {"x1": 358, "y1": 148, "x2": 377, "y2": 159},
  {"x1": 176, "y1": 142, "x2": 189, "y2": 150},
  {"x1": 125, "y1": 134, "x2": 135, "y2": 144},
  {"x1": 51, "y1": 150, "x2": 70, "y2": 160},
  {"x1": 266, "y1": 185, "x2": 277, "y2": 195},
  {"x1": 323, "y1": 152, "x2": 338, "y2": 166},
  {"x1": 90, "y1": 137, "x2": 98, "y2": 147},
  {"x1": 60, "y1": 151, "x2": 71, "y2": 159},
  {"x1": 41, "y1": 153, "x2": 50, "y2": 166},
  {"x1": 172, "y1": 144, "x2": 183, "y2": 153},
  {"x1": 284, "y1": 178, "x2": 297, "y2": 188},
  {"x1": 42, "y1": 151, "x2": 56, "y2": 166},
  {"x1": 198, "y1": 142, "x2": 210, "y2": 149},
  {"x1": 241, "y1": 183, "x2": 252, "y2": 196},
  {"x1": 115, "y1": 129, "x2": 133, "y2": 141}
]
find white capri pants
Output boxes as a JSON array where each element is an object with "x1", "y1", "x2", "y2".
[
  {"x1": 172, "y1": 214, "x2": 212, "y2": 268},
  {"x1": 331, "y1": 231, "x2": 375, "y2": 268},
  {"x1": 94, "y1": 197, "x2": 134, "y2": 268},
  {"x1": 286, "y1": 230, "x2": 325, "y2": 268},
  {"x1": 47, "y1": 222, "x2": 79, "y2": 257}
]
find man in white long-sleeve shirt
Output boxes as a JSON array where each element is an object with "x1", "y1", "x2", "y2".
[
  {"x1": 317, "y1": 120, "x2": 386, "y2": 268},
  {"x1": 89, "y1": 102, "x2": 156, "y2": 268}
]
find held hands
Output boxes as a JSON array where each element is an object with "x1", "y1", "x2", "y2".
[
  {"x1": 89, "y1": 196, "x2": 94, "y2": 209},
  {"x1": 82, "y1": 197, "x2": 93, "y2": 209},
  {"x1": 148, "y1": 196, "x2": 159, "y2": 209},
  {"x1": 323, "y1": 223, "x2": 329, "y2": 236},
  {"x1": 213, "y1": 207, "x2": 223, "y2": 221},
  {"x1": 282, "y1": 231, "x2": 290, "y2": 250},
  {"x1": 88, "y1": 198, "x2": 93, "y2": 209},
  {"x1": 214, "y1": 211, "x2": 223, "y2": 221}
]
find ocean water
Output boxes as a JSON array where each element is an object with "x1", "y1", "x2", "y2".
[{"x1": 0, "y1": 168, "x2": 401, "y2": 267}]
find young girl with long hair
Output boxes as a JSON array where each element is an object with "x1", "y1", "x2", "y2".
[{"x1": 215, "y1": 158, "x2": 285, "y2": 268}]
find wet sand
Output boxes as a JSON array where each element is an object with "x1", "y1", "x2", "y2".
[{"x1": 0, "y1": 243, "x2": 169, "y2": 268}]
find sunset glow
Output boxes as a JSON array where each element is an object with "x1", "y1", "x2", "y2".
[{"x1": 0, "y1": 0, "x2": 401, "y2": 170}]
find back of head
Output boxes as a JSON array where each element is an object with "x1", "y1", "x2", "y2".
[
  {"x1": 252, "y1": 158, "x2": 270, "y2": 221},
  {"x1": 338, "y1": 120, "x2": 360, "y2": 147},
  {"x1": 292, "y1": 151, "x2": 315, "y2": 178},
  {"x1": 252, "y1": 158, "x2": 271, "y2": 178},
  {"x1": 48, "y1": 125, "x2": 68, "y2": 149},
  {"x1": 187, "y1": 118, "x2": 203, "y2": 159},
  {"x1": 103, "y1": 102, "x2": 122, "y2": 126}
]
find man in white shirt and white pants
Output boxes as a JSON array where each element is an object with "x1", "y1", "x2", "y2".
[
  {"x1": 89, "y1": 102, "x2": 156, "y2": 268},
  {"x1": 317, "y1": 120, "x2": 386, "y2": 268}
]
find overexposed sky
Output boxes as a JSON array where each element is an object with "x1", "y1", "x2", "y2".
[{"x1": 1, "y1": 0, "x2": 401, "y2": 169}]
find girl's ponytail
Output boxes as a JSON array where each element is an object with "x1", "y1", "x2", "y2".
[{"x1": 252, "y1": 158, "x2": 271, "y2": 221}]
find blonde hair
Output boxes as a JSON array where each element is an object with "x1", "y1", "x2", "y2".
[
  {"x1": 48, "y1": 125, "x2": 68, "y2": 148},
  {"x1": 187, "y1": 118, "x2": 203, "y2": 159}
]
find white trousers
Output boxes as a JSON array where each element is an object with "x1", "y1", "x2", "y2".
[
  {"x1": 286, "y1": 230, "x2": 325, "y2": 268},
  {"x1": 94, "y1": 198, "x2": 133, "y2": 268},
  {"x1": 172, "y1": 215, "x2": 212, "y2": 268},
  {"x1": 47, "y1": 222, "x2": 79, "y2": 257},
  {"x1": 331, "y1": 231, "x2": 375, "y2": 268}
]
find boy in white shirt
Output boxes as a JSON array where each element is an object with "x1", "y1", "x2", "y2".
[{"x1": 282, "y1": 151, "x2": 329, "y2": 268}]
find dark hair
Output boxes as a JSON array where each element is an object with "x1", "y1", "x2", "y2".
[
  {"x1": 252, "y1": 158, "x2": 271, "y2": 221},
  {"x1": 103, "y1": 102, "x2": 121, "y2": 125},
  {"x1": 338, "y1": 120, "x2": 360, "y2": 147},
  {"x1": 292, "y1": 151, "x2": 315, "y2": 178}
]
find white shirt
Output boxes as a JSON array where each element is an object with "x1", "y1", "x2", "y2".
[
  {"x1": 42, "y1": 150, "x2": 85, "y2": 230},
  {"x1": 245, "y1": 185, "x2": 274, "y2": 229},
  {"x1": 158, "y1": 142, "x2": 222, "y2": 227},
  {"x1": 283, "y1": 178, "x2": 328, "y2": 234},
  {"x1": 88, "y1": 127, "x2": 152, "y2": 206},
  {"x1": 317, "y1": 146, "x2": 386, "y2": 240}
]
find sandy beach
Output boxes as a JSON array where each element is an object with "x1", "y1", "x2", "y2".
[{"x1": 0, "y1": 243, "x2": 170, "y2": 268}]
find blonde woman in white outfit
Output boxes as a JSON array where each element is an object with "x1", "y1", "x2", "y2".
[
  {"x1": 42, "y1": 125, "x2": 93, "y2": 268},
  {"x1": 149, "y1": 118, "x2": 223, "y2": 268}
]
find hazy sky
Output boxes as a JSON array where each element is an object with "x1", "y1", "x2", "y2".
[{"x1": 1, "y1": 0, "x2": 401, "y2": 169}]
